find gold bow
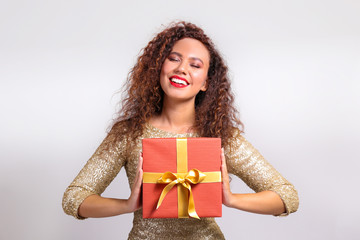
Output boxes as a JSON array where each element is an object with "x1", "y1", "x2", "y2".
[{"x1": 156, "y1": 169, "x2": 206, "y2": 219}]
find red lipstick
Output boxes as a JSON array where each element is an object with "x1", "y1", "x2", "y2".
[{"x1": 169, "y1": 75, "x2": 189, "y2": 88}]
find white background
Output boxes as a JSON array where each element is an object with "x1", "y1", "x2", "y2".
[{"x1": 1, "y1": 0, "x2": 359, "y2": 239}]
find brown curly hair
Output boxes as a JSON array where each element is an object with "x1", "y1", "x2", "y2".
[{"x1": 110, "y1": 21, "x2": 243, "y2": 147}]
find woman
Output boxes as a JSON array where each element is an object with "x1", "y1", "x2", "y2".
[{"x1": 62, "y1": 21, "x2": 299, "y2": 239}]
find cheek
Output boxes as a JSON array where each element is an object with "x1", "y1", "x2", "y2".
[
  {"x1": 160, "y1": 63, "x2": 169, "y2": 82},
  {"x1": 161, "y1": 60, "x2": 172, "y2": 75},
  {"x1": 192, "y1": 71, "x2": 208, "y2": 85},
  {"x1": 159, "y1": 62, "x2": 172, "y2": 90}
]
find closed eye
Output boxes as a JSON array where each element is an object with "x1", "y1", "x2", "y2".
[{"x1": 169, "y1": 57, "x2": 180, "y2": 62}]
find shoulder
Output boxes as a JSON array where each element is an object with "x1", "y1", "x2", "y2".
[
  {"x1": 230, "y1": 127, "x2": 243, "y2": 138},
  {"x1": 225, "y1": 127, "x2": 260, "y2": 157},
  {"x1": 107, "y1": 119, "x2": 138, "y2": 142},
  {"x1": 228, "y1": 127, "x2": 246, "y2": 146},
  {"x1": 109, "y1": 119, "x2": 132, "y2": 134},
  {"x1": 103, "y1": 120, "x2": 135, "y2": 155}
]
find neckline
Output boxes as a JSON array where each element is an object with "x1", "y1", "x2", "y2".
[{"x1": 145, "y1": 122, "x2": 197, "y2": 137}]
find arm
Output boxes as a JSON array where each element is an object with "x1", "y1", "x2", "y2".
[
  {"x1": 78, "y1": 155, "x2": 143, "y2": 218},
  {"x1": 62, "y1": 129, "x2": 142, "y2": 219},
  {"x1": 221, "y1": 149, "x2": 285, "y2": 215},
  {"x1": 222, "y1": 129, "x2": 299, "y2": 216}
]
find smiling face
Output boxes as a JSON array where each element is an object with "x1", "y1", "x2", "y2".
[{"x1": 160, "y1": 38, "x2": 210, "y2": 103}]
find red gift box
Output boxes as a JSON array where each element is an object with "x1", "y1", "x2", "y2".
[{"x1": 142, "y1": 138, "x2": 222, "y2": 219}]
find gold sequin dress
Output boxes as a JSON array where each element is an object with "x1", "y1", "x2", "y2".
[{"x1": 62, "y1": 123, "x2": 299, "y2": 239}]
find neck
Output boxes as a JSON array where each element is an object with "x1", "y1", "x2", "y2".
[{"x1": 151, "y1": 97, "x2": 196, "y2": 133}]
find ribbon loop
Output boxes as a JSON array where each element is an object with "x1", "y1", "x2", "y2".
[
  {"x1": 156, "y1": 169, "x2": 206, "y2": 219},
  {"x1": 185, "y1": 169, "x2": 206, "y2": 184},
  {"x1": 158, "y1": 171, "x2": 178, "y2": 183}
]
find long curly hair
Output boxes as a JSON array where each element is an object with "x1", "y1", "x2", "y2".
[{"x1": 110, "y1": 21, "x2": 243, "y2": 147}]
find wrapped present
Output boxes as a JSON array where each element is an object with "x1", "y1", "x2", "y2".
[{"x1": 142, "y1": 138, "x2": 222, "y2": 219}]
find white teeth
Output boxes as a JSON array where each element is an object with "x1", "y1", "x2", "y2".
[{"x1": 170, "y1": 78, "x2": 189, "y2": 85}]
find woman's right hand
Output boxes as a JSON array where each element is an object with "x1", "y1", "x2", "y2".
[
  {"x1": 126, "y1": 152, "x2": 143, "y2": 213},
  {"x1": 78, "y1": 153, "x2": 143, "y2": 218}
]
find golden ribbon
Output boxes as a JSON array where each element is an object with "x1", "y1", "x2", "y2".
[
  {"x1": 156, "y1": 169, "x2": 204, "y2": 219},
  {"x1": 143, "y1": 138, "x2": 221, "y2": 219}
]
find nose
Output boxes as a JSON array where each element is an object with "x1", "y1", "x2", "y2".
[{"x1": 174, "y1": 60, "x2": 188, "y2": 75}]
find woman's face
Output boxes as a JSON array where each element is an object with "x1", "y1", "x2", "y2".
[{"x1": 160, "y1": 38, "x2": 210, "y2": 103}]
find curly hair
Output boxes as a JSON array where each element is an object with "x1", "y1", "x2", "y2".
[{"x1": 110, "y1": 21, "x2": 243, "y2": 147}]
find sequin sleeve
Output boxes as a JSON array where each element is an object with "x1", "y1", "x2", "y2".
[
  {"x1": 224, "y1": 128, "x2": 299, "y2": 216},
  {"x1": 62, "y1": 130, "x2": 127, "y2": 219}
]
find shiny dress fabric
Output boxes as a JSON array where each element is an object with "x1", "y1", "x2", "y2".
[{"x1": 62, "y1": 123, "x2": 299, "y2": 239}]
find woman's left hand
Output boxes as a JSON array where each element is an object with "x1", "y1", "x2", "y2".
[{"x1": 221, "y1": 148, "x2": 233, "y2": 207}]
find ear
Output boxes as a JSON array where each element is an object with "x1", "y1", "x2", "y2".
[{"x1": 200, "y1": 78, "x2": 208, "y2": 91}]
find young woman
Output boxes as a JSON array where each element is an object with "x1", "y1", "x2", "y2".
[{"x1": 62, "y1": 21, "x2": 299, "y2": 239}]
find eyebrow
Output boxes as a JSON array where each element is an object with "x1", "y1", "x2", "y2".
[{"x1": 170, "y1": 52, "x2": 204, "y2": 64}]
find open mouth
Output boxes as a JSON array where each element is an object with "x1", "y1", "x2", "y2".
[{"x1": 169, "y1": 75, "x2": 189, "y2": 88}]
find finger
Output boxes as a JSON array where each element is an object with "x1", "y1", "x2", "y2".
[
  {"x1": 220, "y1": 148, "x2": 230, "y2": 186},
  {"x1": 137, "y1": 169, "x2": 143, "y2": 189},
  {"x1": 220, "y1": 148, "x2": 227, "y2": 171},
  {"x1": 132, "y1": 167, "x2": 143, "y2": 194},
  {"x1": 134, "y1": 169, "x2": 143, "y2": 198},
  {"x1": 139, "y1": 153, "x2": 143, "y2": 170},
  {"x1": 133, "y1": 169, "x2": 143, "y2": 192},
  {"x1": 135, "y1": 155, "x2": 143, "y2": 189},
  {"x1": 133, "y1": 153, "x2": 143, "y2": 188},
  {"x1": 220, "y1": 148, "x2": 228, "y2": 176},
  {"x1": 136, "y1": 152, "x2": 143, "y2": 173}
]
